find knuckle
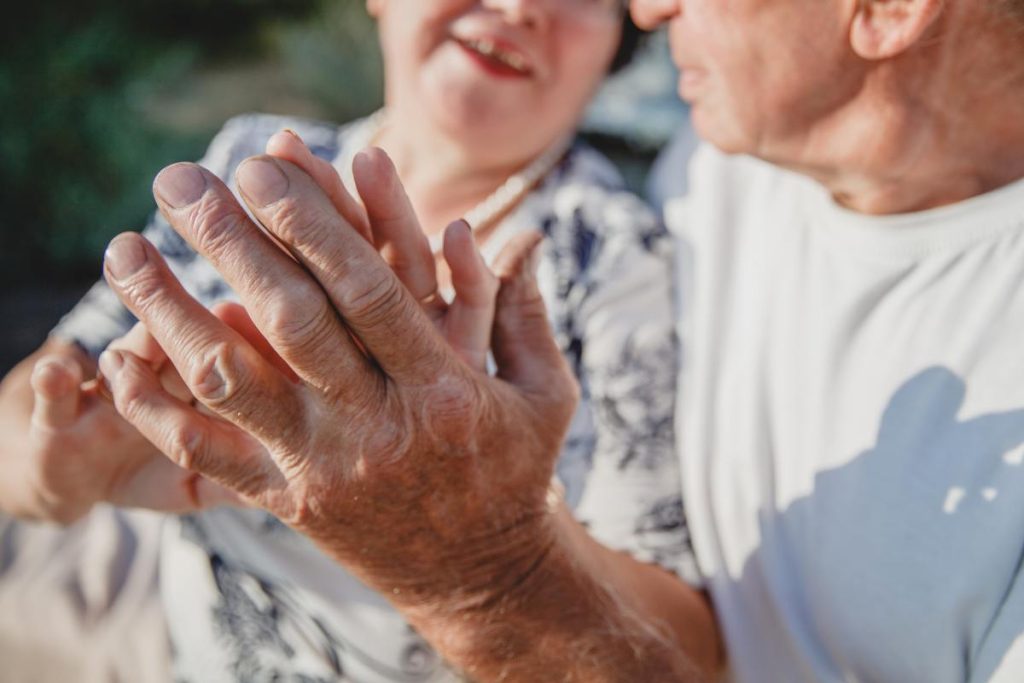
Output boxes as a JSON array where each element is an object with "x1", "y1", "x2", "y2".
[
  {"x1": 118, "y1": 262, "x2": 169, "y2": 315},
  {"x1": 188, "y1": 342, "x2": 238, "y2": 408},
  {"x1": 270, "y1": 198, "x2": 336, "y2": 253},
  {"x1": 278, "y1": 484, "x2": 328, "y2": 530},
  {"x1": 188, "y1": 198, "x2": 249, "y2": 260},
  {"x1": 113, "y1": 367, "x2": 153, "y2": 421},
  {"x1": 422, "y1": 372, "x2": 481, "y2": 437},
  {"x1": 262, "y1": 287, "x2": 332, "y2": 344},
  {"x1": 164, "y1": 421, "x2": 206, "y2": 472},
  {"x1": 342, "y1": 275, "x2": 406, "y2": 328}
]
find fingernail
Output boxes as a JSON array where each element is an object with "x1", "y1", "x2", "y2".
[
  {"x1": 237, "y1": 158, "x2": 289, "y2": 207},
  {"x1": 98, "y1": 350, "x2": 124, "y2": 383},
  {"x1": 155, "y1": 164, "x2": 207, "y2": 209},
  {"x1": 281, "y1": 128, "x2": 303, "y2": 143},
  {"x1": 105, "y1": 235, "x2": 148, "y2": 281}
]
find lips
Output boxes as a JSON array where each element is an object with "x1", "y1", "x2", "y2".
[{"x1": 453, "y1": 35, "x2": 533, "y2": 78}]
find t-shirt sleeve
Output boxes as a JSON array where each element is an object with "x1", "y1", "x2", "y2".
[
  {"x1": 555, "y1": 185, "x2": 702, "y2": 587},
  {"x1": 50, "y1": 113, "x2": 335, "y2": 358}
]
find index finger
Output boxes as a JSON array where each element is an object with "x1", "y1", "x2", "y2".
[
  {"x1": 234, "y1": 153, "x2": 452, "y2": 384},
  {"x1": 151, "y1": 162, "x2": 375, "y2": 396}
]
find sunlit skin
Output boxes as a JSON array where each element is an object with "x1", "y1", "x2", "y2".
[
  {"x1": 630, "y1": 0, "x2": 1024, "y2": 213},
  {"x1": 8, "y1": 0, "x2": 1023, "y2": 680},
  {"x1": 0, "y1": 0, "x2": 626, "y2": 523},
  {"x1": 369, "y1": 0, "x2": 621, "y2": 237}
]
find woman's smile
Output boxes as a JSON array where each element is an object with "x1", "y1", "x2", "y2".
[{"x1": 453, "y1": 35, "x2": 533, "y2": 78}]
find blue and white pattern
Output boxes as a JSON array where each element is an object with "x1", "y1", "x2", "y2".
[{"x1": 53, "y1": 113, "x2": 695, "y2": 681}]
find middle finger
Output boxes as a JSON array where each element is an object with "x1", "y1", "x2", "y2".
[{"x1": 151, "y1": 162, "x2": 376, "y2": 398}]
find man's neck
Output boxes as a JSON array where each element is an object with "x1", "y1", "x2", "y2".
[{"x1": 774, "y1": 11, "x2": 1024, "y2": 215}]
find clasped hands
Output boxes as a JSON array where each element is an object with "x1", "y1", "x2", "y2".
[{"x1": 95, "y1": 132, "x2": 579, "y2": 621}]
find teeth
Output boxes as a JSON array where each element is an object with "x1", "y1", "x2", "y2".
[{"x1": 465, "y1": 38, "x2": 528, "y2": 73}]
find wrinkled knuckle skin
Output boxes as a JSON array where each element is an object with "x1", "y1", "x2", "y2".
[
  {"x1": 117, "y1": 262, "x2": 170, "y2": 317},
  {"x1": 263, "y1": 290, "x2": 332, "y2": 347},
  {"x1": 269, "y1": 198, "x2": 335, "y2": 254},
  {"x1": 429, "y1": 373, "x2": 479, "y2": 423},
  {"x1": 165, "y1": 421, "x2": 206, "y2": 472},
  {"x1": 188, "y1": 198, "x2": 249, "y2": 261},
  {"x1": 278, "y1": 485, "x2": 327, "y2": 531},
  {"x1": 113, "y1": 366, "x2": 155, "y2": 426},
  {"x1": 343, "y1": 276, "x2": 405, "y2": 329},
  {"x1": 188, "y1": 342, "x2": 239, "y2": 409}
]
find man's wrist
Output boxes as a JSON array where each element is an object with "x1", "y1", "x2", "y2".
[{"x1": 396, "y1": 507, "x2": 701, "y2": 682}]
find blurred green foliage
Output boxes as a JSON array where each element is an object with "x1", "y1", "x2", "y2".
[{"x1": 0, "y1": 0, "x2": 382, "y2": 285}]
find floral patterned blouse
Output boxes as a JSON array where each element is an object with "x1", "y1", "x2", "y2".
[{"x1": 53, "y1": 113, "x2": 696, "y2": 682}]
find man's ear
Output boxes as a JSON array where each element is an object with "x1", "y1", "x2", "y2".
[
  {"x1": 366, "y1": 0, "x2": 383, "y2": 18},
  {"x1": 850, "y1": 0, "x2": 945, "y2": 60}
]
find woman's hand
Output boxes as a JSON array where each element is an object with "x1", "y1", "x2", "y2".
[{"x1": 0, "y1": 330, "x2": 236, "y2": 523}]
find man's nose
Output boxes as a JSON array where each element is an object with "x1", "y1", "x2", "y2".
[{"x1": 629, "y1": 0, "x2": 681, "y2": 30}]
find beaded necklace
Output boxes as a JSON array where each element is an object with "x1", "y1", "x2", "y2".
[{"x1": 338, "y1": 109, "x2": 572, "y2": 254}]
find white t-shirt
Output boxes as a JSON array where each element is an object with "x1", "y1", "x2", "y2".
[{"x1": 666, "y1": 145, "x2": 1024, "y2": 682}]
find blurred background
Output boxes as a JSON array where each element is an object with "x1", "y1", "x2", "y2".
[{"x1": 0, "y1": 0, "x2": 686, "y2": 374}]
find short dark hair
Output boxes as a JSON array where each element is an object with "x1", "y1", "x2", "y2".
[{"x1": 609, "y1": 13, "x2": 648, "y2": 74}]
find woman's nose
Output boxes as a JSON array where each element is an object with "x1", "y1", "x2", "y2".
[{"x1": 629, "y1": 0, "x2": 681, "y2": 30}]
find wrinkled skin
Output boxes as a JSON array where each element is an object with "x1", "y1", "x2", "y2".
[{"x1": 100, "y1": 145, "x2": 580, "y2": 619}]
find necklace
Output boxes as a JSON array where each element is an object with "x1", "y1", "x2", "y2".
[{"x1": 338, "y1": 109, "x2": 573, "y2": 254}]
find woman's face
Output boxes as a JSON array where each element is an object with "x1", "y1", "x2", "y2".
[{"x1": 369, "y1": 0, "x2": 623, "y2": 166}]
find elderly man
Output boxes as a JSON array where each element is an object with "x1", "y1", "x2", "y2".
[{"x1": 71, "y1": 0, "x2": 1024, "y2": 680}]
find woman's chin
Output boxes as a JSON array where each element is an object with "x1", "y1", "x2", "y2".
[{"x1": 421, "y1": 87, "x2": 526, "y2": 140}]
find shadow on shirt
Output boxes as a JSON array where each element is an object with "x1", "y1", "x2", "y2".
[{"x1": 734, "y1": 366, "x2": 1024, "y2": 681}]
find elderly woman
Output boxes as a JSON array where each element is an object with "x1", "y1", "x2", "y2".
[{"x1": 0, "y1": 1, "x2": 691, "y2": 680}]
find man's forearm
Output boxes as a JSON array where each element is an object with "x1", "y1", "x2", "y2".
[{"x1": 405, "y1": 507, "x2": 722, "y2": 682}]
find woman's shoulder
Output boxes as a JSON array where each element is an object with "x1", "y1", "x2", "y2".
[
  {"x1": 199, "y1": 112, "x2": 351, "y2": 180},
  {"x1": 548, "y1": 142, "x2": 661, "y2": 232},
  {"x1": 536, "y1": 141, "x2": 666, "y2": 271}
]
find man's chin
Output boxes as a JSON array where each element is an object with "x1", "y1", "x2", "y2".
[{"x1": 690, "y1": 106, "x2": 752, "y2": 156}]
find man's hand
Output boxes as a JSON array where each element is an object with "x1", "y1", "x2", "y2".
[
  {"x1": 265, "y1": 128, "x2": 505, "y2": 372},
  {"x1": 100, "y1": 150, "x2": 713, "y2": 680},
  {"x1": 101, "y1": 147, "x2": 577, "y2": 589}
]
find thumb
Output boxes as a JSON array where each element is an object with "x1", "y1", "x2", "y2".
[
  {"x1": 491, "y1": 232, "x2": 579, "y2": 413},
  {"x1": 30, "y1": 354, "x2": 84, "y2": 430}
]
